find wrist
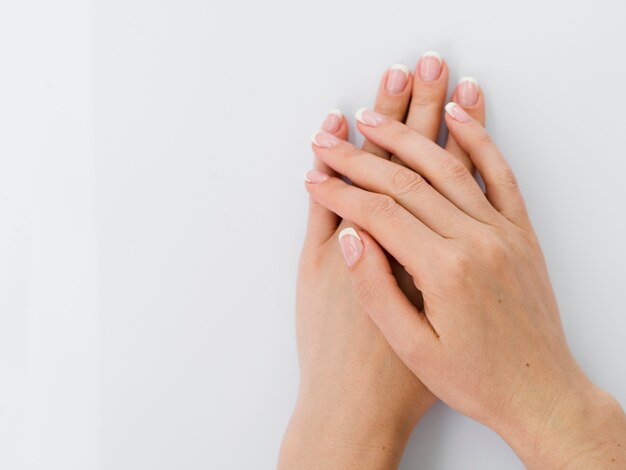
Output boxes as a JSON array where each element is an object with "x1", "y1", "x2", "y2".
[
  {"x1": 496, "y1": 379, "x2": 626, "y2": 468},
  {"x1": 278, "y1": 384, "x2": 430, "y2": 470}
]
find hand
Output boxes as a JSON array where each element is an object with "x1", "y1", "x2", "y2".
[
  {"x1": 306, "y1": 104, "x2": 626, "y2": 468},
  {"x1": 279, "y1": 52, "x2": 487, "y2": 469}
]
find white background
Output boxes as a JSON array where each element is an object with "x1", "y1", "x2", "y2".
[{"x1": 1, "y1": 1, "x2": 625, "y2": 469}]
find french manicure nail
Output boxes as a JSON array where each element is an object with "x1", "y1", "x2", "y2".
[
  {"x1": 305, "y1": 169, "x2": 329, "y2": 183},
  {"x1": 338, "y1": 227, "x2": 363, "y2": 267},
  {"x1": 385, "y1": 64, "x2": 410, "y2": 94},
  {"x1": 322, "y1": 109, "x2": 343, "y2": 133},
  {"x1": 445, "y1": 102, "x2": 472, "y2": 123},
  {"x1": 456, "y1": 77, "x2": 479, "y2": 106},
  {"x1": 355, "y1": 108, "x2": 386, "y2": 126},
  {"x1": 419, "y1": 51, "x2": 443, "y2": 82},
  {"x1": 311, "y1": 130, "x2": 340, "y2": 148}
]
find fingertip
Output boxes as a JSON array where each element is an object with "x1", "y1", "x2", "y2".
[
  {"x1": 304, "y1": 169, "x2": 330, "y2": 184},
  {"x1": 337, "y1": 226, "x2": 363, "y2": 268},
  {"x1": 336, "y1": 115, "x2": 349, "y2": 140},
  {"x1": 444, "y1": 102, "x2": 473, "y2": 124},
  {"x1": 415, "y1": 51, "x2": 449, "y2": 84},
  {"x1": 452, "y1": 77, "x2": 486, "y2": 124},
  {"x1": 383, "y1": 64, "x2": 412, "y2": 96},
  {"x1": 321, "y1": 108, "x2": 349, "y2": 139}
]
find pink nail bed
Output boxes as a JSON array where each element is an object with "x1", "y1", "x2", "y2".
[
  {"x1": 338, "y1": 227, "x2": 363, "y2": 267},
  {"x1": 445, "y1": 102, "x2": 472, "y2": 123},
  {"x1": 355, "y1": 108, "x2": 386, "y2": 126},
  {"x1": 312, "y1": 130, "x2": 340, "y2": 148},
  {"x1": 322, "y1": 110, "x2": 342, "y2": 133},
  {"x1": 419, "y1": 51, "x2": 443, "y2": 82},
  {"x1": 385, "y1": 65, "x2": 409, "y2": 94},
  {"x1": 305, "y1": 170, "x2": 329, "y2": 184},
  {"x1": 456, "y1": 77, "x2": 479, "y2": 106}
]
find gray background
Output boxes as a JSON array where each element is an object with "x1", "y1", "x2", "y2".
[{"x1": 1, "y1": 0, "x2": 625, "y2": 469}]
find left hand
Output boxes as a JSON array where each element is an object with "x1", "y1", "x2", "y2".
[{"x1": 280, "y1": 52, "x2": 486, "y2": 469}]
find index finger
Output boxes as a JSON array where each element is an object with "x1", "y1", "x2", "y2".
[{"x1": 305, "y1": 173, "x2": 444, "y2": 282}]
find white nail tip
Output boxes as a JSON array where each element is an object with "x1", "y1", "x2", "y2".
[
  {"x1": 311, "y1": 131, "x2": 321, "y2": 145},
  {"x1": 423, "y1": 51, "x2": 443, "y2": 63},
  {"x1": 304, "y1": 173, "x2": 312, "y2": 183},
  {"x1": 459, "y1": 76, "x2": 478, "y2": 87},
  {"x1": 328, "y1": 108, "x2": 343, "y2": 118},
  {"x1": 339, "y1": 227, "x2": 361, "y2": 241},
  {"x1": 355, "y1": 107, "x2": 368, "y2": 124},
  {"x1": 445, "y1": 102, "x2": 458, "y2": 114},
  {"x1": 390, "y1": 63, "x2": 410, "y2": 76}
]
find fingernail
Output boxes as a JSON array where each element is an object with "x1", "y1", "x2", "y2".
[
  {"x1": 355, "y1": 108, "x2": 386, "y2": 126},
  {"x1": 385, "y1": 64, "x2": 410, "y2": 94},
  {"x1": 456, "y1": 77, "x2": 479, "y2": 106},
  {"x1": 321, "y1": 109, "x2": 343, "y2": 133},
  {"x1": 445, "y1": 102, "x2": 472, "y2": 123},
  {"x1": 305, "y1": 169, "x2": 329, "y2": 183},
  {"x1": 338, "y1": 227, "x2": 363, "y2": 267},
  {"x1": 311, "y1": 130, "x2": 340, "y2": 148},
  {"x1": 419, "y1": 51, "x2": 443, "y2": 82}
]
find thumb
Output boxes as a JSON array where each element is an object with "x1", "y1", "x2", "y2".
[{"x1": 337, "y1": 227, "x2": 438, "y2": 368}]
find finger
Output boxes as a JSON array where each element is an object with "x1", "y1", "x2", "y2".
[
  {"x1": 305, "y1": 110, "x2": 349, "y2": 245},
  {"x1": 322, "y1": 108, "x2": 368, "y2": 240},
  {"x1": 404, "y1": 51, "x2": 448, "y2": 141},
  {"x1": 304, "y1": 172, "x2": 443, "y2": 281},
  {"x1": 321, "y1": 108, "x2": 349, "y2": 141},
  {"x1": 444, "y1": 103, "x2": 530, "y2": 228},
  {"x1": 342, "y1": 65, "x2": 412, "y2": 242},
  {"x1": 444, "y1": 77, "x2": 485, "y2": 173},
  {"x1": 337, "y1": 227, "x2": 438, "y2": 367},
  {"x1": 390, "y1": 52, "x2": 448, "y2": 168},
  {"x1": 312, "y1": 131, "x2": 474, "y2": 237},
  {"x1": 354, "y1": 109, "x2": 498, "y2": 224},
  {"x1": 362, "y1": 64, "x2": 413, "y2": 159}
]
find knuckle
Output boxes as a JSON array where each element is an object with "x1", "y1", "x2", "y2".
[
  {"x1": 441, "y1": 156, "x2": 470, "y2": 182},
  {"x1": 496, "y1": 167, "x2": 519, "y2": 190},
  {"x1": 391, "y1": 168, "x2": 427, "y2": 197},
  {"x1": 410, "y1": 92, "x2": 442, "y2": 109},
  {"x1": 423, "y1": 142, "x2": 442, "y2": 161},
  {"x1": 477, "y1": 232, "x2": 510, "y2": 264},
  {"x1": 392, "y1": 123, "x2": 413, "y2": 141},
  {"x1": 363, "y1": 194, "x2": 398, "y2": 220},
  {"x1": 345, "y1": 146, "x2": 363, "y2": 160},
  {"x1": 476, "y1": 131, "x2": 494, "y2": 148},
  {"x1": 376, "y1": 101, "x2": 403, "y2": 119},
  {"x1": 442, "y1": 249, "x2": 473, "y2": 285}
]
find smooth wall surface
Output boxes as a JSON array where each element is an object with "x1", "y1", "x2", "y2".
[{"x1": 1, "y1": 1, "x2": 625, "y2": 469}]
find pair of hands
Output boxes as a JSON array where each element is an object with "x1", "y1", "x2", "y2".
[{"x1": 279, "y1": 52, "x2": 626, "y2": 469}]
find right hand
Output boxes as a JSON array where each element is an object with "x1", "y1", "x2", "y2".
[{"x1": 306, "y1": 104, "x2": 626, "y2": 468}]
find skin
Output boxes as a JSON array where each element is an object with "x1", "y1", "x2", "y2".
[
  {"x1": 278, "y1": 56, "x2": 486, "y2": 469},
  {"x1": 305, "y1": 105, "x2": 626, "y2": 468}
]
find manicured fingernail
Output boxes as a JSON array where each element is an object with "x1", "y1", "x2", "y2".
[
  {"x1": 445, "y1": 102, "x2": 472, "y2": 123},
  {"x1": 305, "y1": 169, "x2": 329, "y2": 183},
  {"x1": 338, "y1": 227, "x2": 363, "y2": 267},
  {"x1": 355, "y1": 108, "x2": 386, "y2": 126},
  {"x1": 311, "y1": 130, "x2": 340, "y2": 148},
  {"x1": 385, "y1": 64, "x2": 410, "y2": 94},
  {"x1": 321, "y1": 109, "x2": 343, "y2": 133},
  {"x1": 419, "y1": 51, "x2": 443, "y2": 82},
  {"x1": 456, "y1": 77, "x2": 479, "y2": 106}
]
